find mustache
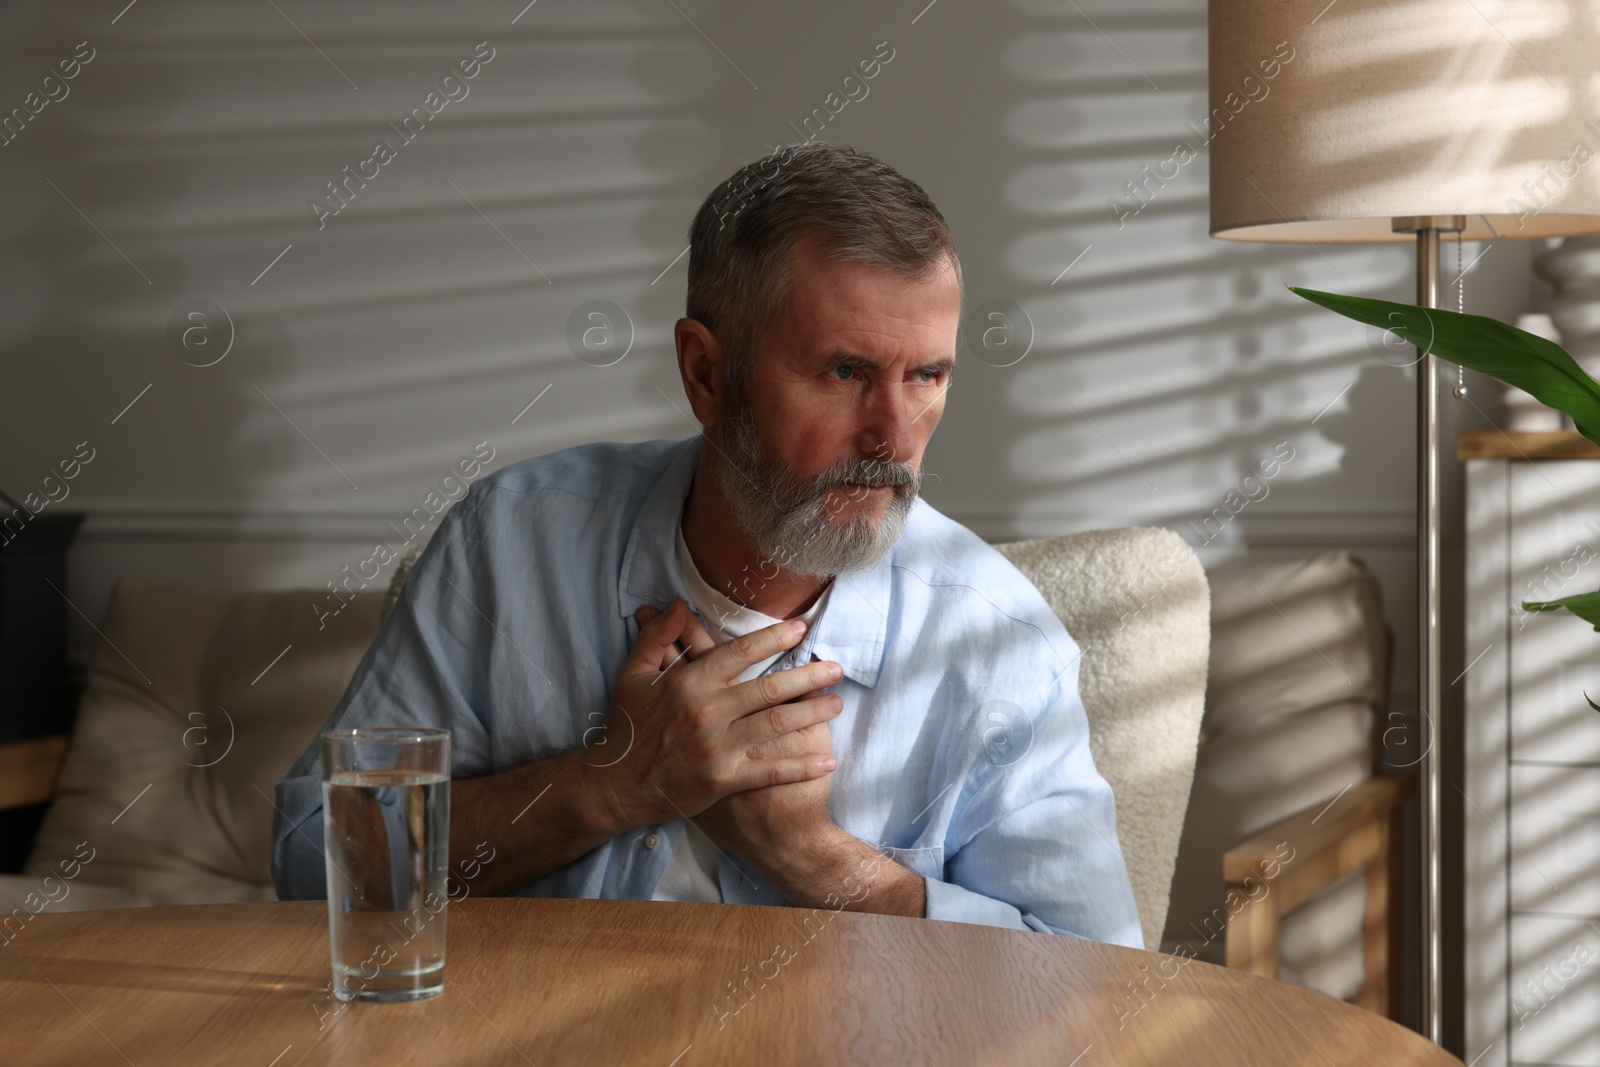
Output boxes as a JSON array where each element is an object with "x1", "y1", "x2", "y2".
[
  {"x1": 765, "y1": 456, "x2": 919, "y2": 518},
  {"x1": 719, "y1": 404, "x2": 920, "y2": 515},
  {"x1": 818, "y1": 456, "x2": 919, "y2": 489}
]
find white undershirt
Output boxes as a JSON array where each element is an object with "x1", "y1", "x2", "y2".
[{"x1": 650, "y1": 511, "x2": 834, "y2": 904}]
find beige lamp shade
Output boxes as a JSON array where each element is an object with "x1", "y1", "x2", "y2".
[{"x1": 1209, "y1": 0, "x2": 1600, "y2": 242}]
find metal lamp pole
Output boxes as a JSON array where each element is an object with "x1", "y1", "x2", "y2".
[{"x1": 1396, "y1": 213, "x2": 1463, "y2": 1044}]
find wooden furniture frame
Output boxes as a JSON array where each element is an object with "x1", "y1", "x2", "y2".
[
  {"x1": 1224, "y1": 774, "x2": 1413, "y2": 1018},
  {"x1": 0, "y1": 735, "x2": 70, "y2": 812},
  {"x1": 1222, "y1": 611, "x2": 1411, "y2": 1021}
]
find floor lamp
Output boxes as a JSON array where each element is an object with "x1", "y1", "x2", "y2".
[{"x1": 1206, "y1": 0, "x2": 1600, "y2": 1044}]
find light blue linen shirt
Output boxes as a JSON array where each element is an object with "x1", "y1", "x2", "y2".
[{"x1": 271, "y1": 435, "x2": 1143, "y2": 947}]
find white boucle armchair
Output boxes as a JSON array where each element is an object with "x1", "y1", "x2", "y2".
[
  {"x1": 994, "y1": 527, "x2": 1211, "y2": 951},
  {"x1": 996, "y1": 536, "x2": 1407, "y2": 1021}
]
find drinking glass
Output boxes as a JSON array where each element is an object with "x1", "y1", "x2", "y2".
[{"x1": 320, "y1": 726, "x2": 451, "y2": 1003}]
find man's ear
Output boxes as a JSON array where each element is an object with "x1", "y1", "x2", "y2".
[{"x1": 675, "y1": 317, "x2": 725, "y2": 429}]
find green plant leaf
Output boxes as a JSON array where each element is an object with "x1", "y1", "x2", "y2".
[
  {"x1": 1524, "y1": 590, "x2": 1600, "y2": 630},
  {"x1": 1290, "y1": 287, "x2": 1600, "y2": 447},
  {"x1": 1587, "y1": 691, "x2": 1600, "y2": 714},
  {"x1": 1293, "y1": 287, "x2": 1600, "y2": 633}
]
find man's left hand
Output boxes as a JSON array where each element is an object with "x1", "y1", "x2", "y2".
[
  {"x1": 636, "y1": 602, "x2": 926, "y2": 916},
  {"x1": 694, "y1": 706, "x2": 836, "y2": 889},
  {"x1": 633, "y1": 603, "x2": 837, "y2": 882}
]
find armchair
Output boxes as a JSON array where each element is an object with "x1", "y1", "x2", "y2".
[
  {"x1": 1174, "y1": 553, "x2": 1409, "y2": 1020},
  {"x1": 994, "y1": 527, "x2": 1211, "y2": 950}
]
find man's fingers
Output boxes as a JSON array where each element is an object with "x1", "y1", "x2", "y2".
[
  {"x1": 723, "y1": 657, "x2": 843, "y2": 719},
  {"x1": 678, "y1": 609, "x2": 717, "y2": 660},
  {"x1": 697, "y1": 617, "x2": 811, "y2": 683},
  {"x1": 732, "y1": 752, "x2": 837, "y2": 791},
  {"x1": 626, "y1": 599, "x2": 689, "y2": 676},
  {"x1": 639, "y1": 601, "x2": 716, "y2": 671},
  {"x1": 731, "y1": 693, "x2": 841, "y2": 751},
  {"x1": 634, "y1": 603, "x2": 675, "y2": 671}
]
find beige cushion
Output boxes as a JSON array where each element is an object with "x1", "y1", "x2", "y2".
[
  {"x1": 994, "y1": 527, "x2": 1211, "y2": 951},
  {"x1": 1204, "y1": 552, "x2": 1386, "y2": 742},
  {"x1": 0, "y1": 874, "x2": 159, "y2": 921},
  {"x1": 22, "y1": 578, "x2": 384, "y2": 906},
  {"x1": 1162, "y1": 552, "x2": 1385, "y2": 1000}
]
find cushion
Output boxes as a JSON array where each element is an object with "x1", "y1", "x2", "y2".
[
  {"x1": 1205, "y1": 552, "x2": 1386, "y2": 742},
  {"x1": 0, "y1": 873, "x2": 159, "y2": 928},
  {"x1": 1162, "y1": 552, "x2": 1385, "y2": 1000},
  {"x1": 23, "y1": 578, "x2": 384, "y2": 905}
]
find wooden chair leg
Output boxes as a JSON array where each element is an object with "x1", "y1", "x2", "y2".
[
  {"x1": 1225, "y1": 888, "x2": 1281, "y2": 980},
  {"x1": 1385, "y1": 800, "x2": 1404, "y2": 1019},
  {"x1": 1359, "y1": 815, "x2": 1391, "y2": 1015},
  {"x1": 1221, "y1": 776, "x2": 1414, "y2": 1017}
]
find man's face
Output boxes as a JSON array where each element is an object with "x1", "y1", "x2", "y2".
[{"x1": 715, "y1": 229, "x2": 960, "y2": 577}]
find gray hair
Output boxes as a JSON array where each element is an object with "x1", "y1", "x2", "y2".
[{"x1": 685, "y1": 141, "x2": 962, "y2": 398}]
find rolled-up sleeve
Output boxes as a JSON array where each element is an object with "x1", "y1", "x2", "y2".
[
  {"x1": 271, "y1": 485, "x2": 496, "y2": 901},
  {"x1": 927, "y1": 660, "x2": 1144, "y2": 948}
]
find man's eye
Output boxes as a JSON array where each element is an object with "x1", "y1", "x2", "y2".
[{"x1": 833, "y1": 365, "x2": 855, "y2": 380}]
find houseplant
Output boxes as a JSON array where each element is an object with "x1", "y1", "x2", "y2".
[{"x1": 1292, "y1": 287, "x2": 1600, "y2": 703}]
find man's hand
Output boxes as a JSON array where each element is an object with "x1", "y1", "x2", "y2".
[
  {"x1": 697, "y1": 693, "x2": 835, "y2": 875},
  {"x1": 580, "y1": 598, "x2": 843, "y2": 836},
  {"x1": 638, "y1": 605, "x2": 836, "y2": 888},
  {"x1": 638, "y1": 603, "x2": 926, "y2": 918}
]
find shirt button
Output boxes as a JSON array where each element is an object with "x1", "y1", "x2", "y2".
[{"x1": 644, "y1": 833, "x2": 660, "y2": 849}]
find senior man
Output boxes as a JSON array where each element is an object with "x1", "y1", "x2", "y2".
[{"x1": 272, "y1": 141, "x2": 1142, "y2": 946}]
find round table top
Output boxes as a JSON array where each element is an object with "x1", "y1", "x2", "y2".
[{"x1": 0, "y1": 898, "x2": 1460, "y2": 1066}]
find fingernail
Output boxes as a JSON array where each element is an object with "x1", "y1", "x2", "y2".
[
  {"x1": 821, "y1": 756, "x2": 837, "y2": 770},
  {"x1": 790, "y1": 618, "x2": 808, "y2": 636}
]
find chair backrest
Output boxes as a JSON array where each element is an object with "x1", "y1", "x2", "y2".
[
  {"x1": 993, "y1": 527, "x2": 1210, "y2": 949},
  {"x1": 1165, "y1": 552, "x2": 1387, "y2": 991},
  {"x1": 24, "y1": 578, "x2": 386, "y2": 902}
]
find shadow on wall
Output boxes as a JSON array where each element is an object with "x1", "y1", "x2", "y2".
[
  {"x1": 4, "y1": 0, "x2": 1532, "y2": 612},
  {"x1": 0, "y1": 1, "x2": 750, "y2": 656},
  {"x1": 977, "y1": 0, "x2": 1515, "y2": 544}
]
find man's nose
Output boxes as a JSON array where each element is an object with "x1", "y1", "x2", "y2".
[{"x1": 857, "y1": 384, "x2": 921, "y2": 467}]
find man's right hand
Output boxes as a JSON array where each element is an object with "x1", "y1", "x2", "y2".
[{"x1": 581, "y1": 597, "x2": 843, "y2": 835}]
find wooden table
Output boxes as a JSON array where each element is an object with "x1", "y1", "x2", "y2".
[{"x1": 0, "y1": 898, "x2": 1460, "y2": 1066}]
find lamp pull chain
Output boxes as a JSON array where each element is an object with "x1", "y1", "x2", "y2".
[{"x1": 1453, "y1": 230, "x2": 1468, "y2": 399}]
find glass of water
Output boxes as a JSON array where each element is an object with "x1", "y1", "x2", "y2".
[{"x1": 320, "y1": 726, "x2": 451, "y2": 1003}]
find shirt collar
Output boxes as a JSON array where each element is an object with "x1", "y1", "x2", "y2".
[{"x1": 617, "y1": 434, "x2": 891, "y2": 689}]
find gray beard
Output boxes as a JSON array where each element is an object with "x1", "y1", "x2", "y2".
[{"x1": 713, "y1": 395, "x2": 921, "y2": 579}]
